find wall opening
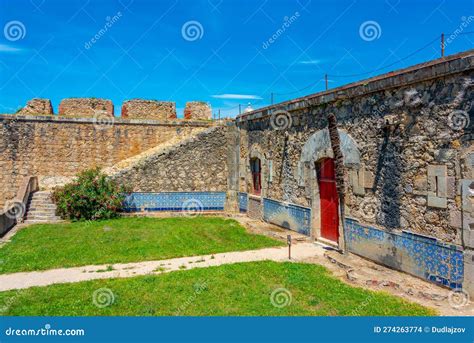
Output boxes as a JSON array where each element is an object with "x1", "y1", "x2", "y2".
[
  {"x1": 250, "y1": 157, "x2": 262, "y2": 195},
  {"x1": 316, "y1": 158, "x2": 340, "y2": 242}
]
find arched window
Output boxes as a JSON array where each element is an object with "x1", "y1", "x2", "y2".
[{"x1": 250, "y1": 157, "x2": 262, "y2": 195}]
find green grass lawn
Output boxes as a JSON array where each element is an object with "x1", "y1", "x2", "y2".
[
  {"x1": 0, "y1": 261, "x2": 435, "y2": 316},
  {"x1": 0, "y1": 217, "x2": 283, "y2": 274}
]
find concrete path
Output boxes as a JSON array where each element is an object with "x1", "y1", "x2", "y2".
[{"x1": 0, "y1": 243, "x2": 322, "y2": 292}]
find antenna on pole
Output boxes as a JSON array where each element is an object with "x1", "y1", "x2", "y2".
[
  {"x1": 325, "y1": 74, "x2": 328, "y2": 91},
  {"x1": 441, "y1": 33, "x2": 445, "y2": 57}
]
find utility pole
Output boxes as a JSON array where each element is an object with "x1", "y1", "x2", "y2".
[
  {"x1": 325, "y1": 74, "x2": 328, "y2": 91},
  {"x1": 271, "y1": 92, "x2": 274, "y2": 105},
  {"x1": 239, "y1": 104, "x2": 241, "y2": 115},
  {"x1": 441, "y1": 33, "x2": 445, "y2": 57},
  {"x1": 218, "y1": 109, "x2": 221, "y2": 122}
]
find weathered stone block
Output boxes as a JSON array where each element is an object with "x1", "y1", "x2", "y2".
[
  {"x1": 17, "y1": 98, "x2": 53, "y2": 116},
  {"x1": 350, "y1": 169, "x2": 364, "y2": 195},
  {"x1": 437, "y1": 176, "x2": 448, "y2": 197},
  {"x1": 427, "y1": 195, "x2": 447, "y2": 208},
  {"x1": 427, "y1": 164, "x2": 447, "y2": 177},
  {"x1": 121, "y1": 99, "x2": 176, "y2": 120},
  {"x1": 184, "y1": 102, "x2": 212, "y2": 120},
  {"x1": 59, "y1": 98, "x2": 113, "y2": 117},
  {"x1": 449, "y1": 209, "x2": 462, "y2": 228}
]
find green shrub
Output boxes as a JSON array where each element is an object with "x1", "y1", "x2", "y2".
[{"x1": 52, "y1": 168, "x2": 129, "y2": 221}]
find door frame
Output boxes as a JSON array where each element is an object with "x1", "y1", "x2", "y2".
[{"x1": 311, "y1": 158, "x2": 343, "y2": 248}]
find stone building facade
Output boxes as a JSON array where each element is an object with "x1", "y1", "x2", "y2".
[{"x1": 232, "y1": 51, "x2": 473, "y2": 296}]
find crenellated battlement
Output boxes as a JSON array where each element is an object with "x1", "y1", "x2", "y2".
[{"x1": 13, "y1": 98, "x2": 212, "y2": 121}]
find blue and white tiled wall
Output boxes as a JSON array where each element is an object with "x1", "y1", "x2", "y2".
[
  {"x1": 122, "y1": 191, "x2": 464, "y2": 289},
  {"x1": 345, "y1": 218, "x2": 464, "y2": 289},
  {"x1": 263, "y1": 198, "x2": 311, "y2": 236},
  {"x1": 123, "y1": 192, "x2": 226, "y2": 212},
  {"x1": 238, "y1": 192, "x2": 248, "y2": 213}
]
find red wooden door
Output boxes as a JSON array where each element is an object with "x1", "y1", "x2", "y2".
[{"x1": 318, "y1": 158, "x2": 339, "y2": 242}]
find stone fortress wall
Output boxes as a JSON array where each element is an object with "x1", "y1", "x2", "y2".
[
  {"x1": 233, "y1": 50, "x2": 474, "y2": 296},
  {"x1": 0, "y1": 97, "x2": 214, "y2": 208},
  {"x1": 1, "y1": 50, "x2": 473, "y2": 296}
]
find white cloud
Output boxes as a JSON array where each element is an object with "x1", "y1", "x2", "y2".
[
  {"x1": 212, "y1": 94, "x2": 262, "y2": 100},
  {"x1": 0, "y1": 44, "x2": 22, "y2": 53},
  {"x1": 299, "y1": 59, "x2": 321, "y2": 65}
]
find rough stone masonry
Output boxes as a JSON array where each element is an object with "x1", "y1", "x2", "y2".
[{"x1": 0, "y1": 50, "x2": 473, "y2": 297}]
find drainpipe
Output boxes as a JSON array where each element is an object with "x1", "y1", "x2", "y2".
[{"x1": 327, "y1": 113, "x2": 347, "y2": 254}]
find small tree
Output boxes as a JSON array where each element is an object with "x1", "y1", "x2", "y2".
[{"x1": 52, "y1": 168, "x2": 129, "y2": 221}]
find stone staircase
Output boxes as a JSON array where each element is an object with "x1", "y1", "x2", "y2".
[{"x1": 23, "y1": 191, "x2": 62, "y2": 224}]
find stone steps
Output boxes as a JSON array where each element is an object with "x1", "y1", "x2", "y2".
[{"x1": 23, "y1": 191, "x2": 62, "y2": 225}]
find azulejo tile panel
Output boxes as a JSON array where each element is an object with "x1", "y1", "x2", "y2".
[
  {"x1": 263, "y1": 198, "x2": 311, "y2": 236},
  {"x1": 238, "y1": 192, "x2": 248, "y2": 213},
  {"x1": 123, "y1": 192, "x2": 226, "y2": 212},
  {"x1": 345, "y1": 218, "x2": 464, "y2": 289}
]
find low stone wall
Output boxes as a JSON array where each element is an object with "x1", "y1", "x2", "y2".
[
  {"x1": 184, "y1": 102, "x2": 212, "y2": 120},
  {"x1": 110, "y1": 126, "x2": 229, "y2": 192},
  {"x1": 59, "y1": 98, "x2": 114, "y2": 117},
  {"x1": 121, "y1": 99, "x2": 176, "y2": 120},
  {"x1": 0, "y1": 115, "x2": 212, "y2": 208},
  {"x1": 16, "y1": 99, "x2": 53, "y2": 116}
]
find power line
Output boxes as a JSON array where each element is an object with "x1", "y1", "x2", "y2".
[
  {"x1": 225, "y1": 31, "x2": 473, "y2": 114},
  {"x1": 272, "y1": 31, "x2": 474, "y2": 96}
]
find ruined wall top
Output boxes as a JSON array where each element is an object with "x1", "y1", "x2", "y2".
[{"x1": 12, "y1": 98, "x2": 211, "y2": 121}]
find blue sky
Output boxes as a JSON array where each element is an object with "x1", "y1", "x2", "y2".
[{"x1": 0, "y1": 0, "x2": 472, "y2": 117}]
